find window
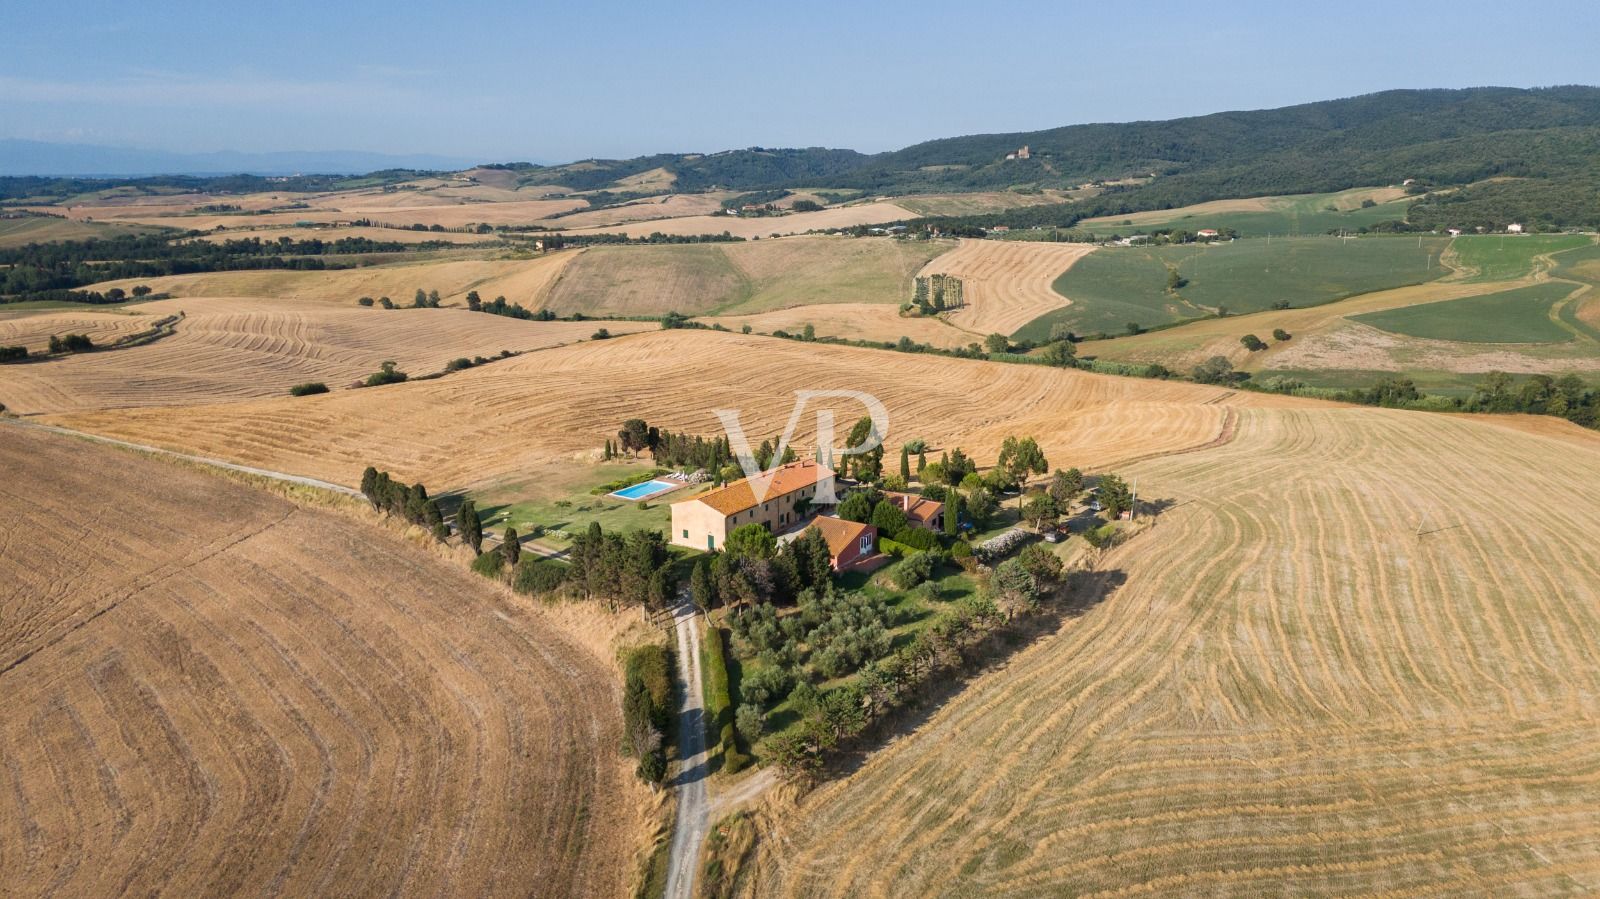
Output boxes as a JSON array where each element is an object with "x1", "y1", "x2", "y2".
[
  {"x1": 682, "y1": 529, "x2": 688, "y2": 538},
  {"x1": 708, "y1": 534, "x2": 715, "y2": 550}
]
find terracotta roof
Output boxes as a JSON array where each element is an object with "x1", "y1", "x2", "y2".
[
  {"x1": 685, "y1": 460, "x2": 831, "y2": 517},
  {"x1": 884, "y1": 490, "x2": 943, "y2": 523},
  {"x1": 806, "y1": 515, "x2": 875, "y2": 557}
]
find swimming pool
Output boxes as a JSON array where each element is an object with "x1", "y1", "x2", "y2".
[{"x1": 609, "y1": 479, "x2": 679, "y2": 501}]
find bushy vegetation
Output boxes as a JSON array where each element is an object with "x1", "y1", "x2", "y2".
[
  {"x1": 362, "y1": 360, "x2": 408, "y2": 387},
  {"x1": 288, "y1": 381, "x2": 329, "y2": 396},
  {"x1": 0, "y1": 345, "x2": 28, "y2": 362},
  {"x1": 622, "y1": 644, "x2": 673, "y2": 784},
  {"x1": 564, "y1": 522, "x2": 677, "y2": 611},
  {"x1": 47, "y1": 333, "x2": 94, "y2": 353},
  {"x1": 703, "y1": 624, "x2": 748, "y2": 773}
]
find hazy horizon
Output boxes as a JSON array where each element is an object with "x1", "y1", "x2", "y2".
[{"x1": 6, "y1": 0, "x2": 1600, "y2": 165}]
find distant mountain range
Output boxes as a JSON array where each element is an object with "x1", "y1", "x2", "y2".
[{"x1": 0, "y1": 139, "x2": 479, "y2": 176}]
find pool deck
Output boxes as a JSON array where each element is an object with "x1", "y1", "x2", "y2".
[{"x1": 607, "y1": 478, "x2": 690, "y2": 502}]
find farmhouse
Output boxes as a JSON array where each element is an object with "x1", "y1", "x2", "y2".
[
  {"x1": 670, "y1": 459, "x2": 833, "y2": 551},
  {"x1": 882, "y1": 491, "x2": 944, "y2": 531},
  {"x1": 806, "y1": 515, "x2": 880, "y2": 572},
  {"x1": 1507, "y1": 223, "x2": 1524, "y2": 233},
  {"x1": 1196, "y1": 228, "x2": 1220, "y2": 238}
]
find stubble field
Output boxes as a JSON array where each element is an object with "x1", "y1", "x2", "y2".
[
  {"x1": 0, "y1": 425, "x2": 646, "y2": 898},
  {"x1": 41, "y1": 329, "x2": 1272, "y2": 491},
  {"x1": 753, "y1": 404, "x2": 1600, "y2": 897},
  {"x1": 0, "y1": 297, "x2": 651, "y2": 414},
  {"x1": 916, "y1": 239, "x2": 1097, "y2": 337}
]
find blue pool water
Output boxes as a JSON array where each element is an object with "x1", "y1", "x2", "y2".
[{"x1": 610, "y1": 479, "x2": 678, "y2": 500}]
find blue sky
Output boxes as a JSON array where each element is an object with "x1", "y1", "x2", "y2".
[{"x1": 4, "y1": 0, "x2": 1599, "y2": 162}]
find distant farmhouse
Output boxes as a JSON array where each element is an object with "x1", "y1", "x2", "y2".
[
  {"x1": 670, "y1": 460, "x2": 831, "y2": 552},
  {"x1": 882, "y1": 491, "x2": 944, "y2": 532}
]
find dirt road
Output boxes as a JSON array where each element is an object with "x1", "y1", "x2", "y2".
[{"x1": 665, "y1": 601, "x2": 710, "y2": 899}]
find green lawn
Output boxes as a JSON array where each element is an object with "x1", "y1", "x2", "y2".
[
  {"x1": 1351, "y1": 282, "x2": 1577, "y2": 344},
  {"x1": 1078, "y1": 187, "x2": 1415, "y2": 239},
  {"x1": 1020, "y1": 235, "x2": 1450, "y2": 340},
  {"x1": 468, "y1": 461, "x2": 710, "y2": 549},
  {"x1": 1450, "y1": 233, "x2": 1593, "y2": 282}
]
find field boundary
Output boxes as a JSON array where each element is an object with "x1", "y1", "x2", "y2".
[{"x1": 0, "y1": 418, "x2": 361, "y2": 496}]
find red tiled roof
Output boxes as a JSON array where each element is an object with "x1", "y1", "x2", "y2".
[
  {"x1": 884, "y1": 490, "x2": 943, "y2": 523},
  {"x1": 688, "y1": 460, "x2": 831, "y2": 516},
  {"x1": 806, "y1": 515, "x2": 875, "y2": 557}
]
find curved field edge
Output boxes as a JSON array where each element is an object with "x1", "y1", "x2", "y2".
[
  {"x1": 750, "y1": 406, "x2": 1600, "y2": 897},
  {"x1": 1349, "y1": 281, "x2": 1579, "y2": 343},
  {"x1": 0, "y1": 426, "x2": 650, "y2": 898}
]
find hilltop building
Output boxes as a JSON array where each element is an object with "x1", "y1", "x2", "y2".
[{"x1": 669, "y1": 460, "x2": 833, "y2": 552}]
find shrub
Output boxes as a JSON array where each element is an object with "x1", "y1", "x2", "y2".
[
  {"x1": 741, "y1": 664, "x2": 794, "y2": 709},
  {"x1": 894, "y1": 551, "x2": 938, "y2": 589},
  {"x1": 444, "y1": 357, "x2": 473, "y2": 372},
  {"x1": 48, "y1": 333, "x2": 94, "y2": 354},
  {"x1": 357, "y1": 297, "x2": 374, "y2": 306},
  {"x1": 891, "y1": 527, "x2": 940, "y2": 551},
  {"x1": 623, "y1": 643, "x2": 672, "y2": 784},
  {"x1": 1018, "y1": 543, "x2": 1064, "y2": 583},
  {"x1": 1240, "y1": 334, "x2": 1268, "y2": 351},
  {"x1": 0, "y1": 345, "x2": 27, "y2": 363},
  {"x1": 288, "y1": 381, "x2": 329, "y2": 396},
  {"x1": 975, "y1": 529, "x2": 1032, "y2": 563},
  {"x1": 735, "y1": 703, "x2": 765, "y2": 742},
  {"x1": 1273, "y1": 328, "x2": 1292, "y2": 341},
  {"x1": 470, "y1": 550, "x2": 507, "y2": 579},
  {"x1": 363, "y1": 360, "x2": 408, "y2": 387},
  {"x1": 703, "y1": 624, "x2": 740, "y2": 762},
  {"x1": 591, "y1": 328, "x2": 612, "y2": 339},
  {"x1": 512, "y1": 556, "x2": 568, "y2": 595}
]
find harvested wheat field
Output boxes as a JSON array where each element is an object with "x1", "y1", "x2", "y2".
[
  {"x1": 554, "y1": 200, "x2": 916, "y2": 240},
  {"x1": 699, "y1": 303, "x2": 974, "y2": 348},
  {"x1": 541, "y1": 192, "x2": 729, "y2": 229},
  {"x1": 90, "y1": 251, "x2": 580, "y2": 308},
  {"x1": 45, "y1": 329, "x2": 1283, "y2": 491},
  {"x1": 541, "y1": 237, "x2": 948, "y2": 317},
  {"x1": 0, "y1": 297, "x2": 651, "y2": 414},
  {"x1": 0, "y1": 306, "x2": 159, "y2": 354},
  {"x1": 0, "y1": 425, "x2": 645, "y2": 897},
  {"x1": 57, "y1": 192, "x2": 587, "y2": 231},
  {"x1": 190, "y1": 225, "x2": 504, "y2": 245},
  {"x1": 752, "y1": 405, "x2": 1600, "y2": 897},
  {"x1": 918, "y1": 239, "x2": 1097, "y2": 336}
]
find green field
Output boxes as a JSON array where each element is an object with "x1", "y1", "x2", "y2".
[
  {"x1": 1451, "y1": 233, "x2": 1593, "y2": 282},
  {"x1": 0, "y1": 216, "x2": 166, "y2": 248},
  {"x1": 1077, "y1": 188, "x2": 1414, "y2": 238},
  {"x1": 1351, "y1": 281, "x2": 1577, "y2": 343},
  {"x1": 1019, "y1": 235, "x2": 1450, "y2": 340}
]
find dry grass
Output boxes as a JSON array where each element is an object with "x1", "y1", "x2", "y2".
[
  {"x1": 554, "y1": 201, "x2": 916, "y2": 240},
  {"x1": 43, "y1": 329, "x2": 1283, "y2": 491},
  {"x1": 752, "y1": 404, "x2": 1600, "y2": 897},
  {"x1": 52, "y1": 186, "x2": 587, "y2": 230},
  {"x1": 89, "y1": 251, "x2": 581, "y2": 308},
  {"x1": 0, "y1": 296, "x2": 651, "y2": 414},
  {"x1": 699, "y1": 304, "x2": 973, "y2": 348},
  {"x1": 0, "y1": 425, "x2": 647, "y2": 897},
  {"x1": 189, "y1": 225, "x2": 503, "y2": 245},
  {"x1": 0, "y1": 306, "x2": 156, "y2": 354},
  {"x1": 917, "y1": 239, "x2": 1097, "y2": 336},
  {"x1": 540, "y1": 193, "x2": 727, "y2": 230},
  {"x1": 540, "y1": 237, "x2": 949, "y2": 317}
]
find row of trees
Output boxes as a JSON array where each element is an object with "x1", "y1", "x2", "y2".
[
  {"x1": 690, "y1": 525, "x2": 834, "y2": 613},
  {"x1": 360, "y1": 467, "x2": 449, "y2": 541}
]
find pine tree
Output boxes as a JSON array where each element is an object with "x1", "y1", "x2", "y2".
[{"x1": 502, "y1": 527, "x2": 521, "y2": 566}]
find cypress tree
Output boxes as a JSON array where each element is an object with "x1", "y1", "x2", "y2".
[
  {"x1": 899, "y1": 447, "x2": 911, "y2": 482},
  {"x1": 944, "y1": 492, "x2": 962, "y2": 537},
  {"x1": 360, "y1": 466, "x2": 380, "y2": 508},
  {"x1": 457, "y1": 500, "x2": 483, "y2": 553},
  {"x1": 918, "y1": 449, "x2": 927, "y2": 473},
  {"x1": 502, "y1": 527, "x2": 521, "y2": 566}
]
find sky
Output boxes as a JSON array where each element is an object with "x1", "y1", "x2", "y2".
[{"x1": 5, "y1": 0, "x2": 1600, "y2": 164}]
